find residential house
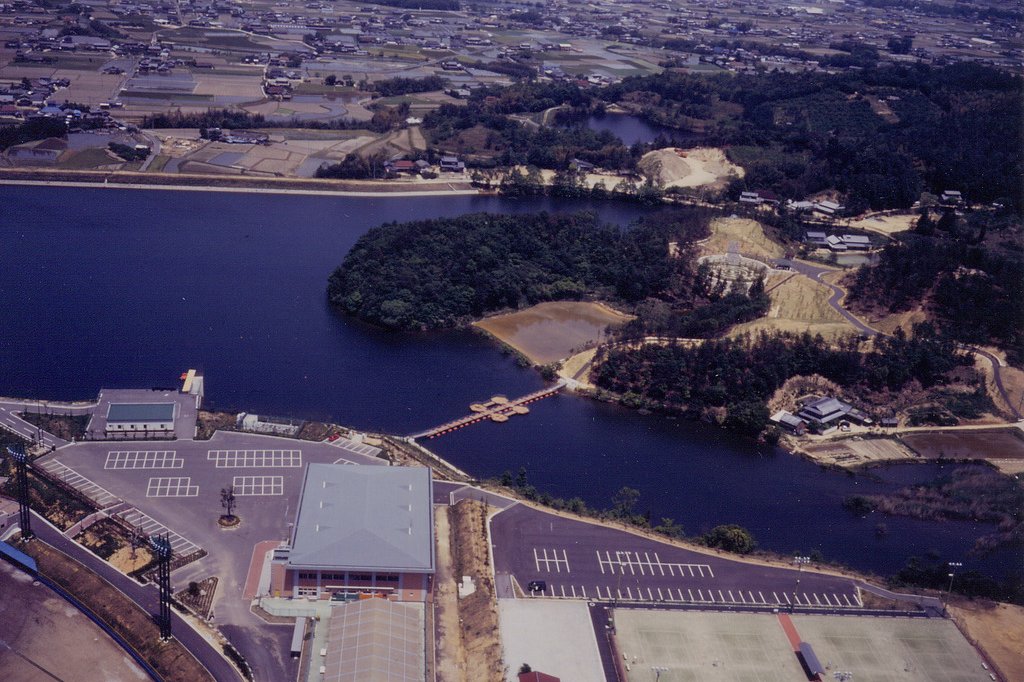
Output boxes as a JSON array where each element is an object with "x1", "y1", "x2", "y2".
[{"x1": 439, "y1": 155, "x2": 465, "y2": 172}]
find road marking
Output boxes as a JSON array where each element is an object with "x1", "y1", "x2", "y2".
[
  {"x1": 37, "y1": 460, "x2": 120, "y2": 507},
  {"x1": 688, "y1": 589, "x2": 694, "y2": 601},
  {"x1": 207, "y1": 449, "x2": 302, "y2": 468},
  {"x1": 232, "y1": 475, "x2": 283, "y2": 496},
  {"x1": 115, "y1": 507, "x2": 201, "y2": 558},
  {"x1": 534, "y1": 548, "x2": 570, "y2": 573},
  {"x1": 146, "y1": 476, "x2": 198, "y2": 498},
  {"x1": 105, "y1": 450, "x2": 182, "y2": 470},
  {"x1": 784, "y1": 593, "x2": 791, "y2": 605},
  {"x1": 597, "y1": 550, "x2": 712, "y2": 578}
]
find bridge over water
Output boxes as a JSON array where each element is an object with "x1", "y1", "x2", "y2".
[{"x1": 411, "y1": 380, "x2": 566, "y2": 440}]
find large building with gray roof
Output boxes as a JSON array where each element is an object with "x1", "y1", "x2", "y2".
[{"x1": 271, "y1": 464, "x2": 434, "y2": 602}]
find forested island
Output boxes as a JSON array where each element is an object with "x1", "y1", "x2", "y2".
[{"x1": 327, "y1": 209, "x2": 731, "y2": 330}]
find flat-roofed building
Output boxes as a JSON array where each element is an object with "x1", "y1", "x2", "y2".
[
  {"x1": 272, "y1": 464, "x2": 434, "y2": 601},
  {"x1": 105, "y1": 402, "x2": 175, "y2": 433}
]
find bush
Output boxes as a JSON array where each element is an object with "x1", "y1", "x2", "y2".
[{"x1": 703, "y1": 524, "x2": 757, "y2": 554}]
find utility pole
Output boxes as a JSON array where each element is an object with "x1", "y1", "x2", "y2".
[{"x1": 652, "y1": 665, "x2": 669, "y2": 681}]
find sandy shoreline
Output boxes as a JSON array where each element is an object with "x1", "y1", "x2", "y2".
[{"x1": 0, "y1": 177, "x2": 481, "y2": 198}]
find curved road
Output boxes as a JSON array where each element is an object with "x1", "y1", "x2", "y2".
[
  {"x1": 774, "y1": 258, "x2": 1021, "y2": 420},
  {"x1": 30, "y1": 514, "x2": 243, "y2": 682},
  {"x1": 0, "y1": 398, "x2": 96, "y2": 449}
]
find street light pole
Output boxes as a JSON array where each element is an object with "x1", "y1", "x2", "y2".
[
  {"x1": 944, "y1": 561, "x2": 963, "y2": 611},
  {"x1": 792, "y1": 556, "x2": 810, "y2": 611},
  {"x1": 652, "y1": 665, "x2": 668, "y2": 681}
]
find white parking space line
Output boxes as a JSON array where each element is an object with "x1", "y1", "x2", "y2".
[
  {"x1": 114, "y1": 507, "x2": 200, "y2": 557},
  {"x1": 596, "y1": 550, "x2": 713, "y2": 578},
  {"x1": 207, "y1": 449, "x2": 302, "y2": 468},
  {"x1": 326, "y1": 437, "x2": 382, "y2": 458},
  {"x1": 533, "y1": 548, "x2": 570, "y2": 573},
  {"x1": 231, "y1": 475, "x2": 284, "y2": 496},
  {"x1": 146, "y1": 477, "x2": 198, "y2": 497},
  {"x1": 105, "y1": 450, "x2": 182, "y2": 470},
  {"x1": 37, "y1": 460, "x2": 120, "y2": 507}
]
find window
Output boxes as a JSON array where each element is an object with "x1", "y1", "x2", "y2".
[
  {"x1": 376, "y1": 574, "x2": 399, "y2": 582},
  {"x1": 348, "y1": 573, "x2": 372, "y2": 582}
]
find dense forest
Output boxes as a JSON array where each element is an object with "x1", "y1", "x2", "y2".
[
  {"x1": 422, "y1": 102, "x2": 639, "y2": 171},
  {"x1": 327, "y1": 210, "x2": 712, "y2": 330},
  {"x1": 430, "y1": 63, "x2": 1020, "y2": 211},
  {"x1": 847, "y1": 218, "x2": 1024, "y2": 365},
  {"x1": 606, "y1": 62, "x2": 1022, "y2": 211},
  {"x1": 593, "y1": 324, "x2": 970, "y2": 435},
  {"x1": 0, "y1": 117, "x2": 66, "y2": 151}
]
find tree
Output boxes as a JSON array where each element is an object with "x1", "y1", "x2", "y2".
[
  {"x1": 324, "y1": 74, "x2": 337, "y2": 86},
  {"x1": 612, "y1": 486, "x2": 640, "y2": 518},
  {"x1": 887, "y1": 35, "x2": 913, "y2": 55},
  {"x1": 703, "y1": 524, "x2": 756, "y2": 554},
  {"x1": 518, "y1": 663, "x2": 532, "y2": 674},
  {"x1": 653, "y1": 517, "x2": 685, "y2": 538},
  {"x1": 221, "y1": 486, "x2": 236, "y2": 520}
]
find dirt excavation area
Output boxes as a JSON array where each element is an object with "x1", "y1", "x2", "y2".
[
  {"x1": 639, "y1": 147, "x2": 744, "y2": 189},
  {"x1": 731, "y1": 271, "x2": 854, "y2": 340},
  {"x1": 698, "y1": 216, "x2": 785, "y2": 262},
  {"x1": 0, "y1": 560, "x2": 148, "y2": 682},
  {"x1": 475, "y1": 301, "x2": 632, "y2": 364},
  {"x1": 434, "y1": 500, "x2": 503, "y2": 682}
]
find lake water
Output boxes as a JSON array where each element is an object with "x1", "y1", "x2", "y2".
[
  {"x1": 0, "y1": 185, "x2": 1016, "y2": 581},
  {"x1": 583, "y1": 113, "x2": 703, "y2": 147}
]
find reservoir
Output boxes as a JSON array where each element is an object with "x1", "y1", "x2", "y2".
[
  {"x1": 582, "y1": 112, "x2": 702, "y2": 147},
  {"x1": 0, "y1": 185, "x2": 1015, "y2": 582}
]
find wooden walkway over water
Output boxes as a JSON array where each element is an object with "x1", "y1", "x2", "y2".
[{"x1": 411, "y1": 380, "x2": 566, "y2": 440}]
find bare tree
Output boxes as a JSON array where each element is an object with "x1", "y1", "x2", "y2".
[{"x1": 221, "y1": 486, "x2": 236, "y2": 520}]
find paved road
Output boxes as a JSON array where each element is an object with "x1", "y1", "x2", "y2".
[
  {"x1": 774, "y1": 258, "x2": 877, "y2": 336},
  {"x1": 491, "y1": 504, "x2": 863, "y2": 610},
  {"x1": 0, "y1": 400, "x2": 80, "y2": 449},
  {"x1": 774, "y1": 259, "x2": 1022, "y2": 419},
  {"x1": 433, "y1": 480, "x2": 517, "y2": 509},
  {"x1": 29, "y1": 514, "x2": 243, "y2": 682},
  {"x1": 969, "y1": 346, "x2": 1022, "y2": 420}
]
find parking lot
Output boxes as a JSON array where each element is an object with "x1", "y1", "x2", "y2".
[
  {"x1": 34, "y1": 429, "x2": 389, "y2": 682},
  {"x1": 491, "y1": 504, "x2": 863, "y2": 609}
]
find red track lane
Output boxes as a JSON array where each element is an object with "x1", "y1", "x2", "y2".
[
  {"x1": 777, "y1": 612, "x2": 802, "y2": 651},
  {"x1": 242, "y1": 540, "x2": 280, "y2": 600}
]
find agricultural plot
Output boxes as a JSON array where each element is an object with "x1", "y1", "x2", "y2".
[{"x1": 902, "y1": 429, "x2": 1024, "y2": 461}]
